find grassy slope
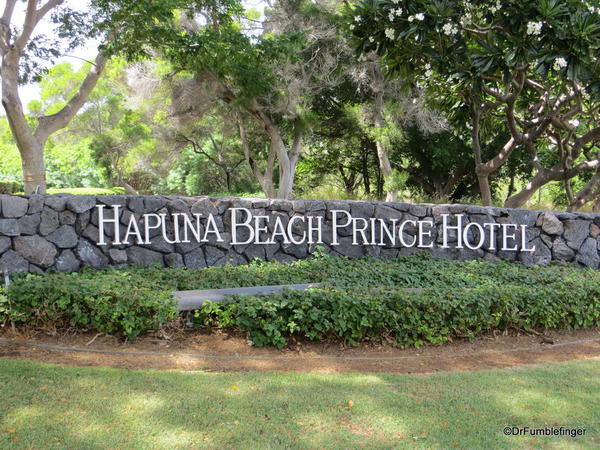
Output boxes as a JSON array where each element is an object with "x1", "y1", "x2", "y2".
[{"x1": 0, "y1": 359, "x2": 598, "y2": 449}]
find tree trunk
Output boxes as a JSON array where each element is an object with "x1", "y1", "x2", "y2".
[
  {"x1": 505, "y1": 171, "x2": 551, "y2": 209},
  {"x1": 372, "y1": 74, "x2": 396, "y2": 202},
  {"x1": 1, "y1": 48, "x2": 107, "y2": 193},
  {"x1": 476, "y1": 170, "x2": 493, "y2": 207}
]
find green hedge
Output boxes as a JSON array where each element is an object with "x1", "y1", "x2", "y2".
[
  {"x1": 196, "y1": 280, "x2": 600, "y2": 348},
  {"x1": 1, "y1": 254, "x2": 599, "y2": 345},
  {"x1": 3, "y1": 272, "x2": 176, "y2": 340},
  {"x1": 0, "y1": 181, "x2": 23, "y2": 194}
]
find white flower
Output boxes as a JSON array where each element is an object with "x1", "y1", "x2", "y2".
[
  {"x1": 391, "y1": 0, "x2": 401, "y2": 4},
  {"x1": 460, "y1": 13, "x2": 472, "y2": 26},
  {"x1": 354, "y1": 16, "x2": 361, "y2": 22},
  {"x1": 569, "y1": 119, "x2": 580, "y2": 127},
  {"x1": 526, "y1": 21, "x2": 543, "y2": 36},
  {"x1": 385, "y1": 28, "x2": 395, "y2": 39},
  {"x1": 490, "y1": 0, "x2": 502, "y2": 13},
  {"x1": 395, "y1": 8, "x2": 403, "y2": 16},
  {"x1": 349, "y1": 24, "x2": 355, "y2": 30},
  {"x1": 408, "y1": 15, "x2": 414, "y2": 22},
  {"x1": 425, "y1": 69, "x2": 433, "y2": 78},
  {"x1": 415, "y1": 13, "x2": 425, "y2": 21},
  {"x1": 553, "y1": 57, "x2": 568, "y2": 70},
  {"x1": 424, "y1": 63, "x2": 431, "y2": 70},
  {"x1": 369, "y1": 36, "x2": 375, "y2": 43},
  {"x1": 442, "y1": 22, "x2": 458, "y2": 36},
  {"x1": 389, "y1": 12, "x2": 395, "y2": 21}
]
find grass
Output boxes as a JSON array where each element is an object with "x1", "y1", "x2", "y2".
[
  {"x1": 0, "y1": 359, "x2": 598, "y2": 449},
  {"x1": 45, "y1": 187, "x2": 126, "y2": 196}
]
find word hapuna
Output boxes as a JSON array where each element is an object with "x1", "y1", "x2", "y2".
[{"x1": 96, "y1": 205, "x2": 536, "y2": 252}]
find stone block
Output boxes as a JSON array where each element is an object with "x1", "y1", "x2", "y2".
[
  {"x1": 0, "y1": 250, "x2": 29, "y2": 273},
  {"x1": 55, "y1": 250, "x2": 81, "y2": 273},
  {"x1": 576, "y1": 237, "x2": 600, "y2": 269},
  {"x1": 66, "y1": 196, "x2": 96, "y2": 213},
  {"x1": 1, "y1": 195, "x2": 29, "y2": 218},
  {"x1": 39, "y1": 207, "x2": 59, "y2": 236},
  {"x1": 14, "y1": 236, "x2": 57, "y2": 268},
  {"x1": 47, "y1": 225, "x2": 79, "y2": 249},
  {"x1": 77, "y1": 239, "x2": 109, "y2": 269},
  {"x1": 0, "y1": 219, "x2": 19, "y2": 236}
]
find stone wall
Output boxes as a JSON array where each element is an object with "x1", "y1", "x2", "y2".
[{"x1": 0, "y1": 194, "x2": 599, "y2": 274}]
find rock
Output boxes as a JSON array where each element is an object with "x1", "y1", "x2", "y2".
[
  {"x1": 270, "y1": 199, "x2": 292, "y2": 212},
  {"x1": 0, "y1": 236, "x2": 10, "y2": 254},
  {"x1": 39, "y1": 207, "x2": 59, "y2": 236},
  {"x1": 244, "y1": 245, "x2": 267, "y2": 262},
  {"x1": 46, "y1": 225, "x2": 78, "y2": 249},
  {"x1": 144, "y1": 235, "x2": 174, "y2": 253},
  {"x1": 272, "y1": 252, "x2": 296, "y2": 264},
  {"x1": 576, "y1": 237, "x2": 600, "y2": 269},
  {"x1": 333, "y1": 237, "x2": 365, "y2": 258},
  {"x1": 59, "y1": 210, "x2": 77, "y2": 226},
  {"x1": 191, "y1": 198, "x2": 218, "y2": 216},
  {"x1": 409, "y1": 204, "x2": 429, "y2": 217},
  {"x1": 184, "y1": 248, "x2": 207, "y2": 269},
  {"x1": 552, "y1": 238, "x2": 575, "y2": 261},
  {"x1": 281, "y1": 242, "x2": 308, "y2": 259},
  {"x1": 291, "y1": 200, "x2": 306, "y2": 213},
  {"x1": 77, "y1": 239, "x2": 109, "y2": 269},
  {"x1": 55, "y1": 250, "x2": 81, "y2": 273},
  {"x1": 0, "y1": 219, "x2": 19, "y2": 236},
  {"x1": 16, "y1": 213, "x2": 40, "y2": 235},
  {"x1": 44, "y1": 196, "x2": 67, "y2": 211},
  {"x1": 144, "y1": 196, "x2": 166, "y2": 212},
  {"x1": 375, "y1": 205, "x2": 403, "y2": 221},
  {"x1": 126, "y1": 246, "x2": 164, "y2": 267},
  {"x1": 165, "y1": 253, "x2": 184, "y2": 268},
  {"x1": 66, "y1": 196, "x2": 96, "y2": 213},
  {"x1": 14, "y1": 236, "x2": 57, "y2": 268},
  {"x1": 1, "y1": 196, "x2": 29, "y2": 218},
  {"x1": 127, "y1": 196, "x2": 145, "y2": 212},
  {"x1": 591, "y1": 223, "x2": 600, "y2": 238},
  {"x1": 0, "y1": 250, "x2": 29, "y2": 273},
  {"x1": 205, "y1": 246, "x2": 225, "y2": 266},
  {"x1": 519, "y1": 238, "x2": 551, "y2": 266},
  {"x1": 305, "y1": 200, "x2": 326, "y2": 212},
  {"x1": 109, "y1": 249, "x2": 128, "y2": 264},
  {"x1": 350, "y1": 201, "x2": 375, "y2": 218},
  {"x1": 252, "y1": 199, "x2": 270, "y2": 208},
  {"x1": 539, "y1": 213, "x2": 563, "y2": 235},
  {"x1": 27, "y1": 196, "x2": 44, "y2": 214},
  {"x1": 563, "y1": 220, "x2": 589, "y2": 250}
]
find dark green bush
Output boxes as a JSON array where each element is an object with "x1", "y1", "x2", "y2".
[
  {"x1": 4, "y1": 271, "x2": 176, "y2": 340},
  {"x1": 0, "y1": 181, "x2": 23, "y2": 194},
  {"x1": 194, "y1": 278, "x2": 600, "y2": 348},
  {"x1": 2, "y1": 253, "x2": 599, "y2": 345}
]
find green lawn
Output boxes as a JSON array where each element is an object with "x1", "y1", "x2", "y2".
[{"x1": 0, "y1": 359, "x2": 597, "y2": 449}]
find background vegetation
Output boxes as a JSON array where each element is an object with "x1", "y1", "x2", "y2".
[{"x1": 1, "y1": 1, "x2": 599, "y2": 210}]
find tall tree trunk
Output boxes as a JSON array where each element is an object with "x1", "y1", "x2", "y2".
[
  {"x1": 371, "y1": 62, "x2": 396, "y2": 202},
  {"x1": 1, "y1": 46, "x2": 107, "y2": 193},
  {"x1": 238, "y1": 118, "x2": 276, "y2": 197}
]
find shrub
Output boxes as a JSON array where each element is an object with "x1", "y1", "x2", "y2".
[
  {"x1": 0, "y1": 181, "x2": 23, "y2": 194},
  {"x1": 4, "y1": 271, "x2": 177, "y2": 340},
  {"x1": 195, "y1": 278, "x2": 600, "y2": 349}
]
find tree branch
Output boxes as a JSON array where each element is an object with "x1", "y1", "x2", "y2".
[{"x1": 35, "y1": 51, "x2": 108, "y2": 142}]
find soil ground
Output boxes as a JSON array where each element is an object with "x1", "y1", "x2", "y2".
[{"x1": 1, "y1": 327, "x2": 599, "y2": 374}]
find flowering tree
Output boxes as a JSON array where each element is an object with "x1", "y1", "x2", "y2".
[{"x1": 351, "y1": 0, "x2": 600, "y2": 209}]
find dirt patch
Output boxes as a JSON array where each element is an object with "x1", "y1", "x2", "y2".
[{"x1": 1, "y1": 328, "x2": 599, "y2": 374}]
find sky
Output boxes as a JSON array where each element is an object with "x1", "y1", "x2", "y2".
[{"x1": 10, "y1": 0, "x2": 267, "y2": 113}]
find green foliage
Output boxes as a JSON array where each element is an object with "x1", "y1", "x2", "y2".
[
  {"x1": 0, "y1": 180, "x2": 23, "y2": 194},
  {"x1": 195, "y1": 277, "x2": 600, "y2": 348},
  {"x1": 3, "y1": 271, "x2": 176, "y2": 341},
  {"x1": 5, "y1": 253, "x2": 594, "y2": 346}
]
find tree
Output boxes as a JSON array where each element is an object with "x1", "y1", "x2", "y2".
[
  {"x1": 163, "y1": 0, "x2": 349, "y2": 198},
  {"x1": 351, "y1": 0, "x2": 600, "y2": 208},
  {"x1": 0, "y1": 0, "x2": 181, "y2": 193}
]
